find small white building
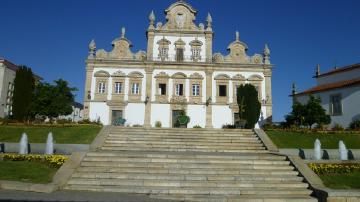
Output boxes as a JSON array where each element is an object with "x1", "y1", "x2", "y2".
[
  {"x1": 57, "y1": 102, "x2": 84, "y2": 122},
  {"x1": 83, "y1": 1, "x2": 273, "y2": 128},
  {"x1": 292, "y1": 63, "x2": 360, "y2": 128}
]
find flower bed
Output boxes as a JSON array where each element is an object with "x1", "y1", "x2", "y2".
[
  {"x1": 309, "y1": 163, "x2": 360, "y2": 175},
  {"x1": 0, "y1": 154, "x2": 68, "y2": 168}
]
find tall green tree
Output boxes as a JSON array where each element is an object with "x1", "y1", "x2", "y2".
[
  {"x1": 285, "y1": 101, "x2": 306, "y2": 126},
  {"x1": 12, "y1": 66, "x2": 35, "y2": 121},
  {"x1": 237, "y1": 84, "x2": 261, "y2": 129},
  {"x1": 30, "y1": 79, "x2": 77, "y2": 121},
  {"x1": 303, "y1": 95, "x2": 331, "y2": 128}
]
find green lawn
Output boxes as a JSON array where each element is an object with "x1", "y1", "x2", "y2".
[
  {"x1": 319, "y1": 171, "x2": 360, "y2": 189},
  {"x1": 0, "y1": 161, "x2": 58, "y2": 183},
  {"x1": 266, "y1": 130, "x2": 360, "y2": 149},
  {"x1": 0, "y1": 125, "x2": 102, "y2": 144}
]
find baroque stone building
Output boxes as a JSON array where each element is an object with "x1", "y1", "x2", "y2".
[{"x1": 83, "y1": 1, "x2": 273, "y2": 128}]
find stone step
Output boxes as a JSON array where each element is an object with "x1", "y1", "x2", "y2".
[
  {"x1": 76, "y1": 167, "x2": 300, "y2": 175},
  {"x1": 79, "y1": 162, "x2": 294, "y2": 170},
  {"x1": 110, "y1": 132, "x2": 255, "y2": 137},
  {"x1": 151, "y1": 194, "x2": 318, "y2": 202},
  {"x1": 108, "y1": 133, "x2": 258, "y2": 139},
  {"x1": 67, "y1": 178, "x2": 308, "y2": 188},
  {"x1": 101, "y1": 146, "x2": 268, "y2": 153},
  {"x1": 71, "y1": 172, "x2": 304, "y2": 182},
  {"x1": 102, "y1": 143, "x2": 265, "y2": 150},
  {"x1": 104, "y1": 140, "x2": 263, "y2": 146},
  {"x1": 82, "y1": 156, "x2": 290, "y2": 165},
  {"x1": 106, "y1": 137, "x2": 262, "y2": 143},
  {"x1": 110, "y1": 128, "x2": 253, "y2": 133},
  {"x1": 85, "y1": 152, "x2": 286, "y2": 160},
  {"x1": 65, "y1": 185, "x2": 312, "y2": 195}
]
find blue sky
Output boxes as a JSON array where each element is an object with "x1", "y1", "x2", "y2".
[{"x1": 0, "y1": 0, "x2": 359, "y2": 121}]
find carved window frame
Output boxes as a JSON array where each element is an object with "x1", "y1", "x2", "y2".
[
  {"x1": 111, "y1": 71, "x2": 126, "y2": 102},
  {"x1": 157, "y1": 38, "x2": 171, "y2": 61},
  {"x1": 174, "y1": 39, "x2": 186, "y2": 62},
  {"x1": 247, "y1": 74, "x2": 263, "y2": 101},
  {"x1": 171, "y1": 72, "x2": 187, "y2": 101},
  {"x1": 232, "y1": 74, "x2": 246, "y2": 104},
  {"x1": 215, "y1": 74, "x2": 230, "y2": 104},
  {"x1": 154, "y1": 72, "x2": 170, "y2": 103},
  {"x1": 189, "y1": 39, "x2": 203, "y2": 62},
  {"x1": 189, "y1": 73, "x2": 203, "y2": 104},
  {"x1": 94, "y1": 70, "x2": 110, "y2": 101},
  {"x1": 128, "y1": 71, "x2": 144, "y2": 102}
]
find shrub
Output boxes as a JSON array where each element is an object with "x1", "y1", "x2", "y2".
[
  {"x1": 155, "y1": 121, "x2": 162, "y2": 128},
  {"x1": 332, "y1": 123, "x2": 344, "y2": 131},
  {"x1": 349, "y1": 119, "x2": 360, "y2": 130},
  {"x1": 222, "y1": 124, "x2": 236, "y2": 129},
  {"x1": 132, "y1": 124, "x2": 143, "y2": 127},
  {"x1": 57, "y1": 119, "x2": 72, "y2": 124},
  {"x1": 1, "y1": 154, "x2": 68, "y2": 168},
  {"x1": 309, "y1": 163, "x2": 360, "y2": 175},
  {"x1": 193, "y1": 125, "x2": 201, "y2": 128}
]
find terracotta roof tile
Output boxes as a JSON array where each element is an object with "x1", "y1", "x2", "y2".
[
  {"x1": 316, "y1": 63, "x2": 360, "y2": 78},
  {"x1": 293, "y1": 77, "x2": 360, "y2": 96}
]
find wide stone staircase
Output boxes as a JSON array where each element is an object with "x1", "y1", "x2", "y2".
[{"x1": 65, "y1": 127, "x2": 317, "y2": 202}]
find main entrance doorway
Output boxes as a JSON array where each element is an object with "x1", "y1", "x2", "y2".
[
  {"x1": 172, "y1": 110, "x2": 184, "y2": 128},
  {"x1": 111, "y1": 110, "x2": 123, "y2": 125}
]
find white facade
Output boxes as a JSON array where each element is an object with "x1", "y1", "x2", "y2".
[
  {"x1": 294, "y1": 63, "x2": 360, "y2": 128},
  {"x1": 0, "y1": 59, "x2": 17, "y2": 118},
  {"x1": 84, "y1": 1, "x2": 273, "y2": 128}
]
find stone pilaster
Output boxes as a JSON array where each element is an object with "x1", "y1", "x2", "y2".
[
  {"x1": 83, "y1": 63, "x2": 94, "y2": 119},
  {"x1": 264, "y1": 68, "x2": 272, "y2": 123},
  {"x1": 205, "y1": 32, "x2": 213, "y2": 63},
  {"x1": 146, "y1": 30, "x2": 155, "y2": 61},
  {"x1": 144, "y1": 67, "x2": 153, "y2": 127},
  {"x1": 205, "y1": 69, "x2": 213, "y2": 128}
]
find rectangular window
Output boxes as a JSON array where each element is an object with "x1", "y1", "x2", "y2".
[
  {"x1": 175, "y1": 84, "x2": 184, "y2": 96},
  {"x1": 98, "y1": 82, "x2": 105, "y2": 94},
  {"x1": 219, "y1": 85, "x2": 227, "y2": 97},
  {"x1": 176, "y1": 48, "x2": 184, "y2": 62},
  {"x1": 114, "y1": 82, "x2": 122, "y2": 94},
  {"x1": 160, "y1": 48, "x2": 168, "y2": 59},
  {"x1": 192, "y1": 49, "x2": 201, "y2": 61},
  {"x1": 330, "y1": 94, "x2": 342, "y2": 116},
  {"x1": 131, "y1": 83, "x2": 140, "y2": 94},
  {"x1": 192, "y1": 84, "x2": 200, "y2": 96},
  {"x1": 159, "y1": 83, "x2": 166, "y2": 95}
]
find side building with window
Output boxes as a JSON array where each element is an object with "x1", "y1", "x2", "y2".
[
  {"x1": 0, "y1": 58, "x2": 42, "y2": 118},
  {"x1": 292, "y1": 63, "x2": 360, "y2": 128},
  {"x1": 83, "y1": 1, "x2": 273, "y2": 128}
]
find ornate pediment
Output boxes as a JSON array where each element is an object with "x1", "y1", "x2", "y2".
[
  {"x1": 155, "y1": 72, "x2": 170, "y2": 78},
  {"x1": 189, "y1": 72, "x2": 203, "y2": 79},
  {"x1": 214, "y1": 74, "x2": 230, "y2": 80},
  {"x1": 92, "y1": 27, "x2": 146, "y2": 61},
  {"x1": 94, "y1": 70, "x2": 110, "y2": 77},
  {"x1": 247, "y1": 74, "x2": 263, "y2": 81},
  {"x1": 171, "y1": 72, "x2": 187, "y2": 79},
  {"x1": 162, "y1": 1, "x2": 198, "y2": 30},
  {"x1": 232, "y1": 74, "x2": 246, "y2": 81},
  {"x1": 111, "y1": 70, "x2": 126, "y2": 77},
  {"x1": 128, "y1": 71, "x2": 144, "y2": 78}
]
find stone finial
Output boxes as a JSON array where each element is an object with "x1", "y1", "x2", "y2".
[
  {"x1": 235, "y1": 31, "x2": 239, "y2": 41},
  {"x1": 206, "y1": 12, "x2": 212, "y2": 28},
  {"x1": 316, "y1": 64, "x2": 320, "y2": 76},
  {"x1": 149, "y1": 10, "x2": 155, "y2": 22},
  {"x1": 149, "y1": 10, "x2": 155, "y2": 29},
  {"x1": 121, "y1": 27, "x2": 126, "y2": 38},
  {"x1": 263, "y1": 43, "x2": 270, "y2": 64},
  {"x1": 88, "y1": 39, "x2": 96, "y2": 59},
  {"x1": 292, "y1": 82, "x2": 297, "y2": 95}
]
